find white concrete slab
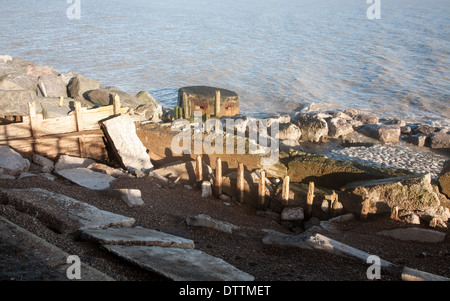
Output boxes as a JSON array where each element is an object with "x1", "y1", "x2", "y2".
[{"x1": 103, "y1": 245, "x2": 254, "y2": 281}]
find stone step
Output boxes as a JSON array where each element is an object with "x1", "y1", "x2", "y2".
[
  {"x1": 81, "y1": 227, "x2": 194, "y2": 249},
  {"x1": 0, "y1": 188, "x2": 135, "y2": 234},
  {"x1": 103, "y1": 245, "x2": 254, "y2": 281}
]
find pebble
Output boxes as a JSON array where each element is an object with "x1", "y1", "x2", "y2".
[{"x1": 326, "y1": 143, "x2": 448, "y2": 179}]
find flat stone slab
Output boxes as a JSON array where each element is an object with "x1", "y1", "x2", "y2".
[
  {"x1": 100, "y1": 114, "x2": 153, "y2": 175},
  {"x1": 402, "y1": 267, "x2": 450, "y2": 281},
  {"x1": 377, "y1": 228, "x2": 446, "y2": 243},
  {"x1": 186, "y1": 214, "x2": 239, "y2": 234},
  {"x1": 103, "y1": 245, "x2": 254, "y2": 281},
  {"x1": 54, "y1": 155, "x2": 96, "y2": 172},
  {"x1": 56, "y1": 168, "x2": 116, "y2": 190},
  {"x1": 81, "y1": 227, "x2": 195, "y2": 249},
  {"x1": 0, "y1": 188, "x2": 135, "y2": 233}
]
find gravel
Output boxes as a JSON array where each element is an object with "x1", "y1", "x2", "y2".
[{"x1": 0, "y1": 173, "x2": 449, "y2": 281}]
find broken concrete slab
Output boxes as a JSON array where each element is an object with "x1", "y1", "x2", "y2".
[
  {"x1": 402, "y1": 267, "x2": 450, "y2": 281},
  {"x1": 56, "y1": 168, "x2": 116, "y2": 190},
  {"x1": 106, "y1": 189, "x2": 144, "y2": 207},
  {"x1": 262, "y1": 231, "x2": 394, "y2": 268},
  {"x1": 81, "y1": 227, "x2": 194, "y2": 249},
  {"x1": 186, "y1": 214, "x2": 240, "y2": 234},
  {"x1": 281, "y1": 207, "x2": 304, "y2": 221},
  {"x1": 340, "y1": 174, "x2": 440, "y2": 215},
  {"x1": 0, "y1": 188, "x2": 135, "y2": 234},
  {"x1": 305, "y1": 233, "x2": 394, "y2": 267},
  {"x1": 54, "y1": 155, "x2": 96, "y2": 172},
  {"x1": 377, "y1": 228, "x2": 446, "y2": 243},
  {"x1": 103, "y1": 245, "x2": 254, "y2": 281},
  {"x1": 0, "y1": 145, "x2": 30, "y2": 176},
  {"x1": 101, "y1": 114, "x2": 153, "y2": 175}
]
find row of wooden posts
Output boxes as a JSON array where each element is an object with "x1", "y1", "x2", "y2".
[{"x1": 193, "y1": 155, "x2": 342, "y2": 217}]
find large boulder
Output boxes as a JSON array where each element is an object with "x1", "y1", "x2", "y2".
[
  {"x1": 103, "y1": 87, "x2": 142, "y2": 109},
  {"x1": 0, "y1": 146, "x2": 30, "y2": 176},
  {"x1": 37, "y1": 74, "x2": 68, "y2": 98},
  {"x1": 86, "y1": 89, "x2": 113, "y2": 106},
  {"x1": 429, "y1": 132, "x2": 450, "y2": 150},
  {"x1": 357, "y1": 124, "x2": 400, "y2": 143},
  {"x1": 327, "y1": 117, "x2": 354, "y2": 138},
  {"x1": 340, "y1": 174, "x2": 441, "y2": 215},
  {"x1": 67, "y1": 74, "x2": 101, "y2": 105},
  {"x1": 0, "y1": 90, "x2": 37, "y2": 116},
  {"x1": 277, "y1": 123, "x2": 301, "y2": 141},
  {"x1": 296, "y1": 113, "x2": 328, "y2": 143},
  {"x1": 438, "y1": 160, "x2": 450, "y2": 198}
]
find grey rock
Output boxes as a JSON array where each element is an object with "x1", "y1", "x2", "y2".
[
  {"x1": 0, "y1": 90, "x2": 37, "y2": 116},
  {"x1": 152, "y1": 160, "x2": 213, "y2": 185},
  {"x1": 32, "y1": 154, "x2": 54, "y2": 173},
  {"x1": 357, "y1": 124, "x2": 401, "y2": 143},
  {"x1": 103, "y1": 245, "x2": 254, "y2": 281},
  {"x1": 67, "y1": 74, "x2": 102, "y2": 105},
  {"x1": 402, "y1": 134, "x2": 427, "y2": 147},
  {"x1": 296, "y1": 113, "x2": 328, "y2": 143},
  {"x1": 404, "y1": 213, "x2": 421, "y2": 225},
  {"x1": 429, "y1": 132, "x2": 450, "y2": 150},
  {"x1": 277, "y1": 123, "x2": 301, "y2": 141},
  {"x1": 354, "y1": 114, "x2": 379, "y2": 124},
  {"x1": 87, "y1": 163, "x2": 126, "y2": 177},
  {"x1": 0, "y1": 146, "x2": 30, "y2": 176},
  {"x1": 327, "y1": 117, "x2": 354, "y2": 138},
  {"x1": 37, "y1": 74, "x2": 68, "y2": 98},
  {"x1": 100, "y1": 114, "x2": 153, "y2": 175},
  {"x1": 86, "y1": 89, "x2": 113, "y2": 106}
]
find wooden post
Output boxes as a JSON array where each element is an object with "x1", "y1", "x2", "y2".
[
  {"x1": 258, "y1": 170, "x2": 266, "y2": 209},
  {"x1": 196, "y1": 155, "x2": 203, "y2": 182},
  {"x1": 182, "y1": 92, "x2": 188, "y2": 119},
  {"x1": 390, "y1": 206, "x2": 399, "y2": 220},
  {"x1": 74, "y1": 101, "x2": 84, "y2": 132},
  {"x1": 306, "y1": 181, "x2": 315, "y2": 218},
  {"x1": 215, "y1": 89, "x2": 221, "y2": 117},
  {"x1": 28, "y1": 102, "x2": 42, "y2": 137},
  {"x1": 331, "y1": 191, "x2": 339, "y2": 217},
  {"x1": 215, "y1": 157, "x2": 222, "y2": 195},
  {"x1": 361, "y1": 198, "x2": 370, "y2": 220},
  {"x1": 113, "y1": 94, "x2": 121, "y2": 116},
  {"x1": 237, "y1": 162, "x2": 245, "y2": 203},
  {"x1": 282, "y1": 175, "x2": 290, "y2": 206}
]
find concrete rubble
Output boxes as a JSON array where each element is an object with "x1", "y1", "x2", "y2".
[
  {"x1": 100, "y1": 114, "x2": 154, "y2": 175},
  {"x1": 0, "y1": 188, "x2": 135, "y2": 234},
  {"x1": 103, "y1": 245, "x2": 254, "y2": 281}
]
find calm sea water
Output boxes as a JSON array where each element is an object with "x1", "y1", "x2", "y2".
[{"x1": 0, "y1": 0, "x2": 449, "y2": 126}]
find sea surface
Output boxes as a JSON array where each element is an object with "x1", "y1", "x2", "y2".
[{"x1": 0, "y1": 0, "x2": 449, "y2": 126}]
